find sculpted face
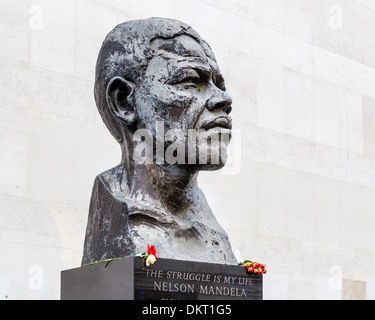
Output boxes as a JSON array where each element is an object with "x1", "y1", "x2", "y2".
[
  {"x1": 133, "y1": 35, "x2": 233, "y2": 170},
  {"x1": 83, "y1": 19, "x2": 239, "y2": 266}
]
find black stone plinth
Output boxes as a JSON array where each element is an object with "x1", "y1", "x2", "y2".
[{"x1": 61, "y1": 257, "x2": 262, "y2": 300}]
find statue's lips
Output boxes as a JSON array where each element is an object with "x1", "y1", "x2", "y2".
[{"x1": 199, "y1": 117, "x2": 232, "y2": 131}]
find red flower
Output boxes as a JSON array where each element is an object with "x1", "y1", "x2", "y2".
[
  {"x1": 147, "y1": 245, "x2": 157, "y2": 258},
  {"x1": 242, "y1": 260, "x2": 267, "y2": 275}
]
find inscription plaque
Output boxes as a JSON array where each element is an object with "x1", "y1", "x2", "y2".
[{"x1": 61, "y1": 257, "x2": 262, "y2": 300}]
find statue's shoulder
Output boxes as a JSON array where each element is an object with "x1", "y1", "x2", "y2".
[{"x1": 92, "y1": 165, "x2": 130, "y2": 197}]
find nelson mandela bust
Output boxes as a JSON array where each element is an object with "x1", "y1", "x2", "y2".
[{"x1": 82, "y1": 18, "x2": 238, "y2": 266}]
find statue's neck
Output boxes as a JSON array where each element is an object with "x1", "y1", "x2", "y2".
[{"x1": 129, "y1": 163, "x2": 199, "y2": 214}]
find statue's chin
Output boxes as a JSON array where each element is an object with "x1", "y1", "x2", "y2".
[
  {"x1": 181, "y1": 158, "x2": 228, "y2": 172},
  {"x1": 195, "y1": 163, "x2": 226, "y2": 172},
  {"x1": 182, "y1": 145, "x2": 229, "y2": 171}
]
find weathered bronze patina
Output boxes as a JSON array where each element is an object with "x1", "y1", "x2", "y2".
[{"x1": 82, "y1": 18, "x2": 237, "y2": 266}]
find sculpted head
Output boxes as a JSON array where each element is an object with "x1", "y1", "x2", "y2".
[{"x1": 95, "y1": 18, "x2": 233, "y2": 172}]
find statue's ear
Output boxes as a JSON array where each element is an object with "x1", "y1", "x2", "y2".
[{"x1": 106, "y1": 76, "x2": 136, "y2": 127}]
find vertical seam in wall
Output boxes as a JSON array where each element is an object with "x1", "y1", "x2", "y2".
[
  {"x1": 345, "y1": 91, "x2": 350, "y2": 159},
  {"x1": 28, "y1": 4, "x2": 31, "y2": 66},
  {"x1": 73, "y1": 0, "x2": 77, "y2": 77}
]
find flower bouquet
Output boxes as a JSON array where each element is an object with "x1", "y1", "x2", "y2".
[
  {"x1": 137, "y1": 245, "x2": 158, "y2": 266},
  {"x1": 239, "y1": 260, "x2": 267, "y2": 275}
]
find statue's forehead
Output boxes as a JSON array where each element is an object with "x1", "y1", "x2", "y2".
[
  {"x1": 149, "y1": 35, "x2": 220, "y2": 75},
  {"x1": 151, "y1": 34, "x2": 211, "y2": 62}
]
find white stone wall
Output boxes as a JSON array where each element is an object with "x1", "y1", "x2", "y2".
[{"x1": 1, "y1": 0, "x2": 375, "y2": 300}]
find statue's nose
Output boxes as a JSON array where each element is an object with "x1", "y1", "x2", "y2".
[{"x1": 206, "y1": 91, "x2": 233, "y2": 114}]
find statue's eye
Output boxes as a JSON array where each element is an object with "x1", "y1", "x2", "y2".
[
  {"x1": 213, "y1": 73, "x2": 226, "y2": 92},
  {"x1": 180, "y1": 76, "x2": 200, "y2": 86},
  {"x1": 169, "y1": 69, "x2": 201, "y2": 87}
]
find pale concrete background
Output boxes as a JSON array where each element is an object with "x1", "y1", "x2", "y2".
[{"x1": 1, "y1": 0, "x2": 375, "y2": 300}]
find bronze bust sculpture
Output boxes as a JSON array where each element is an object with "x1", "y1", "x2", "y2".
[{"x1": 82, "y1": 18, "x2": 237, "y2": 266}]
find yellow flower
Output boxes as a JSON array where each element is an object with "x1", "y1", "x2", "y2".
[{"x1": 146, "y1": 255, "x2": 157, "y2": 266}]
